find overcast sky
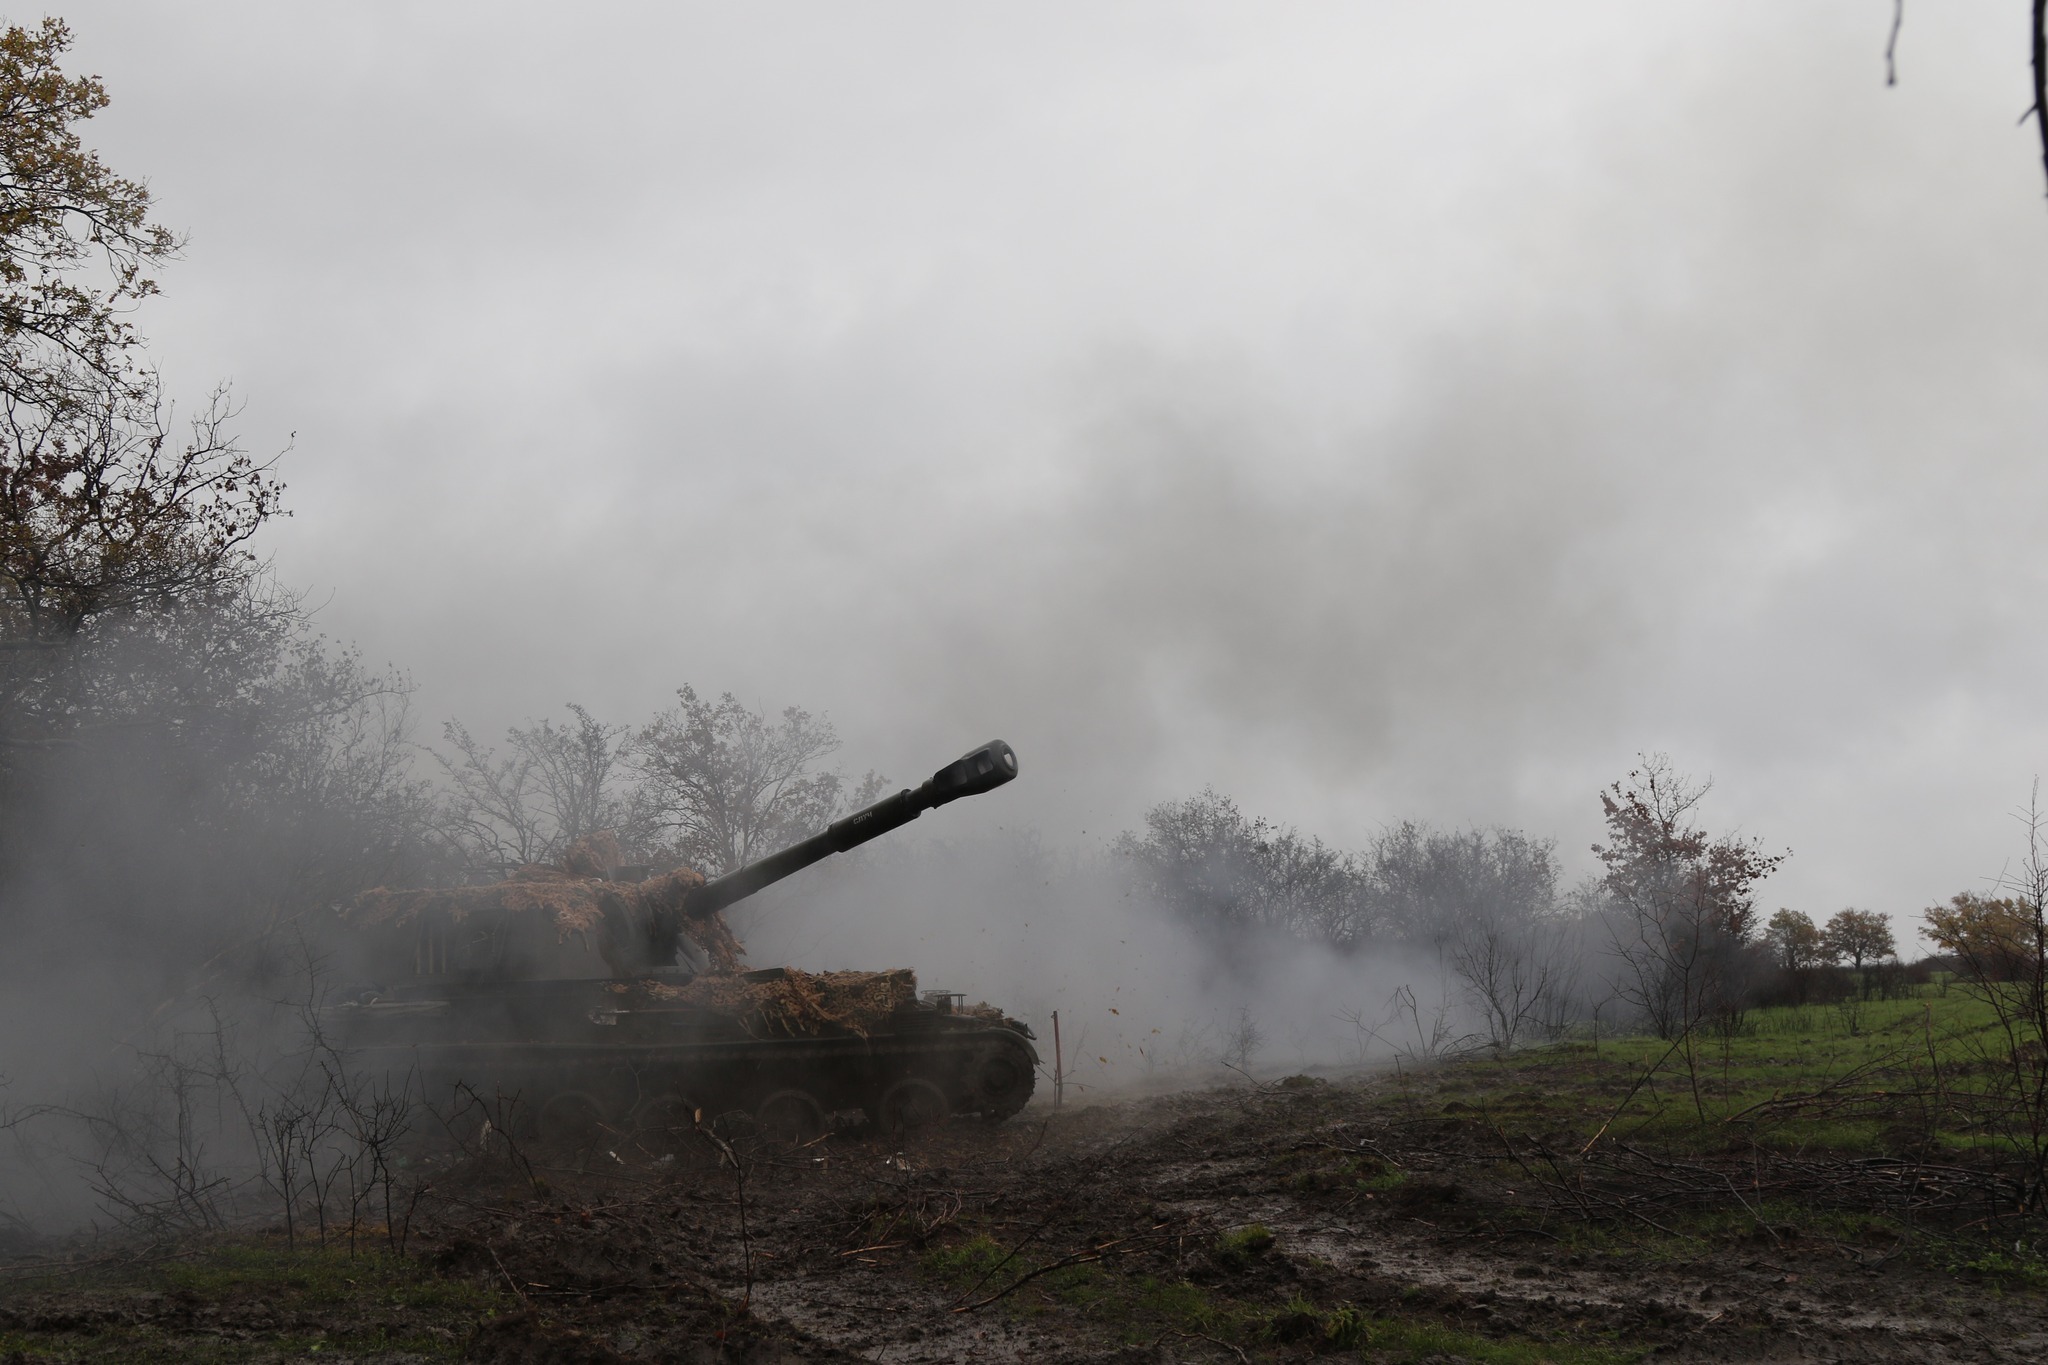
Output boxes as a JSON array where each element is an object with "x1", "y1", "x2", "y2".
[{"x1": 47, "y1": 2, "x2": 2048, "y2": 940}]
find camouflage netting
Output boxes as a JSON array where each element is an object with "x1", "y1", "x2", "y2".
[
  {"x1": 625, "y1": 968, "x2": 919, "y2": 1039},
  {"x1": 350, "y1": 878, "x2": 613, "y2": 934},
  {"x1": 633, "y1": 867, "x2": 745, "y2": 971},
  {"x1": 558, "y1": 830, "x2": 623, "y2": 880},
  {"x1": 348, "y1": 839, "x2": 744, "y2": 973}
]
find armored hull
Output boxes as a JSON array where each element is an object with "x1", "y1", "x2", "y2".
[{"x1": 338, "y1": 969, "x2": 1038, "y2": 1142}]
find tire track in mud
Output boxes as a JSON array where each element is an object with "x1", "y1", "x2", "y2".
[
  {"x1": 704, "y1": 1078, "x2": 2048, "y2": 1363},
  {"x1": 14, "y1": 1073, "x2": 2030, "y2": 1362}
]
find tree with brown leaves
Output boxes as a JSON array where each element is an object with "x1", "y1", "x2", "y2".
[
  {"x1": 1822, "y1": 907, "x2": 1895, "y2": 973},
  {"x1": 1765, "y1": 908, "x2": 1826, "y2": 974},
  {"x1": 0, "y1": 18, "x2": 179, "y2": 410},
  {"x1": 1921, "y1": 794, "x2": 2048, "y2": 1211},
  {"x1": 0, "y1": 19, "x2": 283, "y2": 755},
  {"x1": 1596, "y1": 754, "x2": 1787, "y2": 1059}
]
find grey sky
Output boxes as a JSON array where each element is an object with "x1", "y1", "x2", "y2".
[{"x1": 50, "y1": 2, "x2": 2048, "y2": 939}]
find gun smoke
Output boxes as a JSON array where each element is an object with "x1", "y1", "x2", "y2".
[{"x1": 6, "y1": 5, "x2": 2048, "y2": 1245}]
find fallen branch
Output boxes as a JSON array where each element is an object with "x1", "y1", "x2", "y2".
[
  {"x1": 1580, "y1": 1032, "x2": 1687, "y2": 1155},
  {"x1": 1151, "y1": 1327, "x2": 1250, "y2": 1363}
]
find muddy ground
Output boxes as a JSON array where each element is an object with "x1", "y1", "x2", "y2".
[{"x1": 5, "y1": 1066, "x2": 2046, "y2": 1363}]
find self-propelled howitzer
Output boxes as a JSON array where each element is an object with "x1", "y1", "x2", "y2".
[{"x1": 335, "y1": 741, "x2": 1037, "y2": 1142}]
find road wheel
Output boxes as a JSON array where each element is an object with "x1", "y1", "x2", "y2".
[
  {"x1": 708, "y1": 1108, "x2": 757, "y2": 1143},
  {"x1": 975, "y1": 1048, "x2": 1036, "y2": 1124},
  {"x1": 875, "y1": 1077, "x2": 950, "y2": 1135},
  {"x1": 755, "y1": 1089, "x2": 828, "y2": 1143}
]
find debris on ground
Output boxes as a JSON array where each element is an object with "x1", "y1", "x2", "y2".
[{"x1": 8, "y1": 1065, "x2": 2044, "y2": 1363}]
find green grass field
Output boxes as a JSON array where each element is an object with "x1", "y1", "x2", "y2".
[{"x1": 1422, "y1": 981, "x2": 2039, "y2": 1158}]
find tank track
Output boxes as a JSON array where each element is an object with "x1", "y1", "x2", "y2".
[{"x1": 352, "y1": 1022, "x2": 1038, "y2": 1143}]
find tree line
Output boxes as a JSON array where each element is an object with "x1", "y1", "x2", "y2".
[{"x1": 1113, "y1": 755, "x2": 1965, "y2": 1058}]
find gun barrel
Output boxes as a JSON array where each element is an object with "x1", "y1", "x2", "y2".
[{"x1": 685, "y1": 739, "x2": 1018, "y2": 919}]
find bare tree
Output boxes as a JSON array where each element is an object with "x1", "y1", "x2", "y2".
[
  {"x1": 1219, "y1": 1007, "x2": 1265, "y2": 1080},
  {"x1": 436, "y1": 703, "x2": 631, "y2": 875},
  {"x1": 1342, "y1": 979, "x2": 1476, "y2": 1066},
  {"x1": 1368, "y1": 823, "x2": 1557, "y2": 947},
  {"x1": 1365, "y1": 822, "x2": 1582, "y2": 1052},
  {"x1": 631, "y1": 686, "x2": 882, "y2": 876},
  {"x1": 1878, "y1": 3, "x2": 2048, "y2": 199},
  {"x1": 523, "y1": 705, "x2": 629, "y2": 848},
  {"x1": 436, "y1": 720, "x2": 546, "y2": 870},
  {"x1": 1448, "y1": 910, "x2": 1570, "y2": 1056}
]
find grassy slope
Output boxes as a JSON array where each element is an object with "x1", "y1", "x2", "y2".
[
  {"x1": 5, "y1": 985, "x2": 2038, "y2": 1363},
  {"x1": 0, "y1": 1241, "x2": 508, "y2": 1361},
  {"x1": 1437, "y1": 984, "x2": 2018, "y2": 1154},
  {"x1": 906, "y1": 984, "x2": 2047, "y2": 1360}
]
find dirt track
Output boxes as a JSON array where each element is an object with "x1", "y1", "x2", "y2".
[
  {"x1": 444, "y1": 1070, "x2": 2048, "y2": 1363},
  {"x1": 6, "y1": 1070, "x2": 2046, "y2": 1362}
]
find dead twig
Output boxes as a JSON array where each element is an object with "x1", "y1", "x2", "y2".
[
  {"x1": 1885, "y1": 0, "x2": 1904, "y2": 87},
  {"x1": 486, "y1": 1240, "x2": 529, "y2": 1306},
  {"x1": 942, "y1": 1200, "x2": 1070, "y2": 1308},
  {"x1": 1716, "y1": 1051, "x2": 1905, "y2": 1126},
  {"x1": 951, "y1": 1233, "x2": 1164, "y2": 1313},
  {"x1": 1151, "y1": 1327, "x2": 1250, "y2": 1363}
]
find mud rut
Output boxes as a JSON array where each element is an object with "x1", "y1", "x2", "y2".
[
  {"x1": 428, "y1": 1071, "x2": 2048, "y2": 1363},
  {"x1": 7, "y1": 1072, "x2": 2045, "y2": 1362}
]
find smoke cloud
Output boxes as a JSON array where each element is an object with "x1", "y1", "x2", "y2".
[
  {"x1": 7, "y1": 2, "x2": 2048, "y2": 1230},
  {"x1": 40, "y1": 2, "x2": 2030, "y2": 919}
]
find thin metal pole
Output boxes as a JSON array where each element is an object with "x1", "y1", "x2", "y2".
[{"x1": 1051, "y1": 1010, "x2": 1063, "y2": 1112}]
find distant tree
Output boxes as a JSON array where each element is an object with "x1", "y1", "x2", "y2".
[
  {"x1": 1112, "y1": 789, "x2": 1369, "y2": 947},
  {"x1": 1115, "y1": 795, "x2": 1585, "y2": 1046},
  {"x1": 0, "y1": 590, "x2": 434, "y2": 972},
  {"x1": 1924, "y1": 891, "x2": 2034, "y2": 985},
  {"x1": 1369, "y1": 822, "x2": 1559, "y2": 948},
  {"x1": 1823, "y1": 908, "x2": 1896, "y2": 972},
  {"x1": 1359, "y1": 822, "x2": 1576, "y2": 1052},
  {"x1": 1765, "y1": 908, "x2": 1827, "y2": 973},
  {"x1": 1445, "y1": 898, "x2": 1575, "y2": 1056},
  {"x1": 632, "y1": 686, "x2": 884, "y2": 877},
  {"x1": 1113, "y1": 788, "x2": 1271, "y2": 938}
]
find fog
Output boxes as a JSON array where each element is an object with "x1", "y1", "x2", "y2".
[
  {"x1": 5, "y1": 3, "x2": 2048, "y2": 1230},
  {"x1": 737, "y1": 830, "x2": 1444, "y2": 1095},
  {"x1": 37, "y1": 3, "x2": 2041, "y2": 935}
]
